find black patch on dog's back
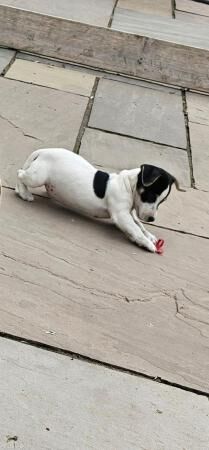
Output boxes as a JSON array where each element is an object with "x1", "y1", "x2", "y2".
[{"x1": 93, "y1": 170, "x2": 109, "y2": 199}]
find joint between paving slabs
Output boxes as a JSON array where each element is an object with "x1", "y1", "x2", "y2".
[
  {"x1": 107, "y1": 0, "x2": 119, "y2": 28},
  {"x1": 87, "y1": 125, "x2": 188, "y2": 152},
  {"x1": 0, "y1": 331, "x2": 209, "y2": 399},
  {"x1": 181, "y1": 89, "x2": 195, "y2": 188},
  {"x1": 73, "y1": 77, "x2": 99, "y2": 154},
  {"x1": 1, "y1": 49, "x2": 17, "y2": 77},
  {"x1": 171, "y1": 0, "x2": 176, "y2": 18}
]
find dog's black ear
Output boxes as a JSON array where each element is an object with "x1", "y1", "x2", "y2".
[
  {"x1": 138, "y1": 164, "x2": 161, "y2": 188},
  {"x1": 174, "y1": 178, "x2": 186, "y2": 192}
]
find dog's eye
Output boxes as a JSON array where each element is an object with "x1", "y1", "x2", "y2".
[{"x1": 141, "y1": 191, "x2": 157, "y2": 203}]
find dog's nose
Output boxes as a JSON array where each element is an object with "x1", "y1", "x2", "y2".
[{"x1": 147, "y1": 216, "x2": 154, "y2": 222}]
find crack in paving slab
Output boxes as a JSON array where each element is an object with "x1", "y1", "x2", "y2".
[{"x1": 0, "y1": 112, "x2": 42, "y2": 142}]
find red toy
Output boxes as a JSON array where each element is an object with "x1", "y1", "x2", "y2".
[{"x1": 155, "y1": 239, "x2": 164, "y2": 255}]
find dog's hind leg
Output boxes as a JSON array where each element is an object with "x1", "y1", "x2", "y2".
[
  {"x1": 15, "y1": 150, "x2": 47, "y2": 201},
  {"x1": 15, "y1": 174, "x2": 34, "y2": 201}
]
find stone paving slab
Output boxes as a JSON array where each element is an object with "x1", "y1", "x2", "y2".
[
  {"x1": 117, "y1": 0, "x2": 172, "y2": 16},
  {"x1": 156, "y1": 187, "x2": 209, "y2": 239},
  {"x1": 0, "y1": 0, "x2": 115, "y2": 26},
  {"x1": 80, "y1": 128, "x2": 190, "y2": 187},
  {"x1": 189, "y1": 123, "x2": 209, "y2": 191},
  {"x1": 0, "y1": 77, "x2": 87, "y2": 188},
  {"x1": 89, "y1": 79, "x2": 187, "y2": 148},
  {"x1": 6, "y1": 59, "x2": 96, "y2": 96},
  {"x1": 176, "y1": 0, "x2": 209, "y2": 17},
  {"x1": 176, "y1": 10, "x2": 209, "y2": 24},
  {"x1": 0, "y1": 47, "x2": 15, "y2": 74},
  {"x1": 187, "y1": 91, "x2": 209, "y2": 191},
  {"x1": 1, "y1": 189, "x2": 209, "y2": 393},
  {"x1": 111, "y1": 8, "x2": 209, "y2": 51},
  {"x1": 1, "y1": 338, "x2": 209, "y2": 450}
]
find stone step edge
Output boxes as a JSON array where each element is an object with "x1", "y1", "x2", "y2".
[{"x1": 0, "y1": 5, "x2": 209, "y2": 92}]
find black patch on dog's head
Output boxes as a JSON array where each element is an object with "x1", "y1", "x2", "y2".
[
  {"x1": 137, "y1": 164, "x2": 175, "y2": 204},
  {"x1": 93, "y1": 170, "x2": 110, "y2": 199}
]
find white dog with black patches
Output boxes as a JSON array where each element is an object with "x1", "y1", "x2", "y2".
[{"x1": 16, "y1": 148, "x2": 183, "y2": 253}]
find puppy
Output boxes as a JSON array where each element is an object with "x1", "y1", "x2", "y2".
[{"x1": 15, "y1": 148, "x2": 183, "y2": 253}]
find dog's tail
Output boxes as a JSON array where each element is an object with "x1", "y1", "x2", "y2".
[{"x1": 21, "y1": 149, "x2": 42, "y2": 171}]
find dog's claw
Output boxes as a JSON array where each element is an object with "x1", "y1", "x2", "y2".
[
  {"x1": 147, "y1": 232, "x2": 157, "y2": 244},
  {"x1": 144, "y1": 240, "x2": 156, "y2": 253}
]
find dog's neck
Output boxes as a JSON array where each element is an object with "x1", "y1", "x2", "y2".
[
  {"x1": 116, "y1": 168, "x2": 141, "y2": 211},
  {"x1": 123, "y1": 168, "x2": 141, "y2": 194}
]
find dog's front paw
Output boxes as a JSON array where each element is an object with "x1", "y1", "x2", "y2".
[
  {"x1": 146, "y1": 231, "x2": 157, "y2": 245},
  {"x1": 143, "y1": 238, "x2": 156, "y2": 253}
]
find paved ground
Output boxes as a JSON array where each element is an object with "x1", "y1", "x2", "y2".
[
  {"x1": 0, "y1": 10, "x2": 209, "y2": 447},
  {"x1": 113, "y1": 0, "x2": 209, "y2": 30},
  {"x1": 0, "y1": 0, "x2": 116, "y2": 26},
  {"x1": 1, "y1": 338, "x2": 209, "y2": 450},
  {"x1": 2, "y1": 0, "x2": 209, "y2": 25}
]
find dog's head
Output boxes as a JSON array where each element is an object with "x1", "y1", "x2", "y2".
[{"x1": 135, "y1": 164, "x2": 184, "y2": 222}]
